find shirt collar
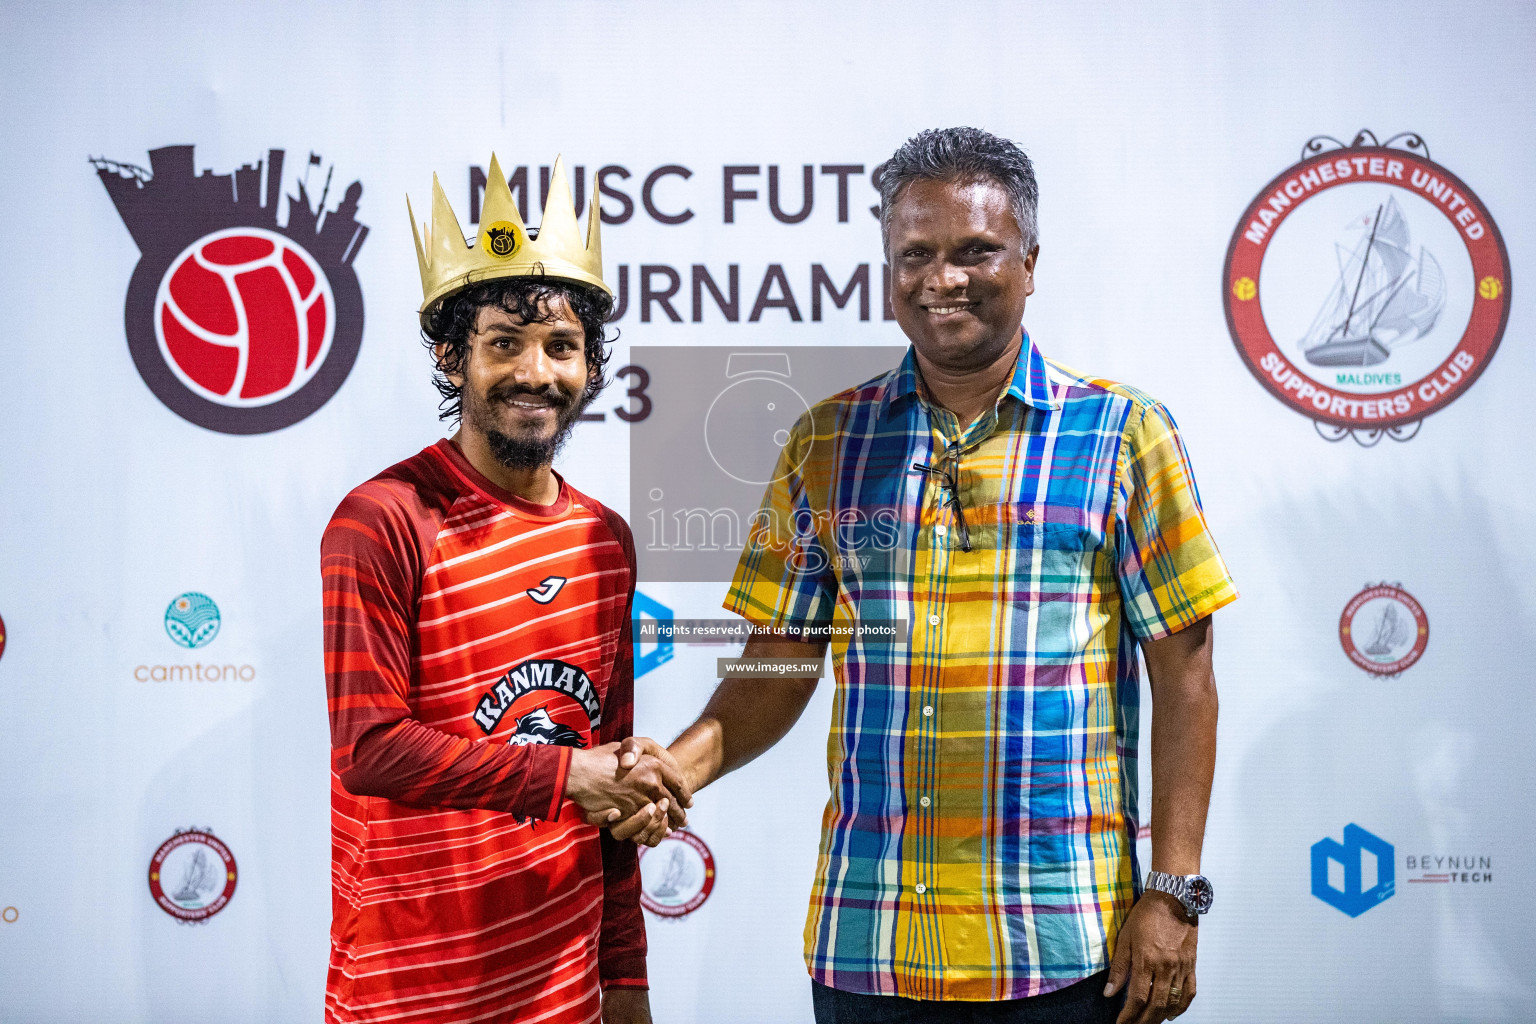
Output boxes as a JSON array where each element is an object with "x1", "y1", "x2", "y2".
[{"x1": 878, "y1": 330, "x2": 1060, "y2": 421}]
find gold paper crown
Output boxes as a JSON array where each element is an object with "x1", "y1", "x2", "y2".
[{"x1": 408, "y1": 153, "x2": 609, "y2": 314}]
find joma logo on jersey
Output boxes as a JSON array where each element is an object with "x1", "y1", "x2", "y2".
[
  {"x1": 526, "y1": 576, "x2": 567, "y2": 604},
  {"x1": 473, "y1": 658, "x2": 602, "y2": 736}
]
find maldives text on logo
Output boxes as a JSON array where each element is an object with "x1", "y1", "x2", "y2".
[
  {"x1": 1312, "y1": 824, "x2": 1394, "y2": 917},
  {"x1": 148, "y1": 828, "x2": 238, "y2": 923},
  {"x1": 1224, "y1": 131, "x2": 1510, "y2": 444},
  {"x1": 165, "y1": 592, "x2": 221, "y2": 649},
  {"x1": 1339, "y1": 583, "x2": 1428, "y2": 676},
  {"x1": 94, "y1": 146, "x2": 368, "y2": 434},
  {"x1": 639, "y1": 828, "x2": 716, "y2": 919}
]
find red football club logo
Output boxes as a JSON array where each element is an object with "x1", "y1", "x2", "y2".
[
  {"x1": 156, "y1": 228, "x2": 334, "y2": 406},
  {"x1": 639, "y1": 828, "x2": 716, "y2": 919},
  {"x1": 95, "y1": 146, "x2": 368, "y2": 434},
  {"x1": 148, "y1": 829, "x2": 238, "y2": 923},
  {"x1": 1224, "y1": 132, "x2": 1510, "y2": 444},
  {"x1": 1339, "y1": 583, "x2": 1429, "y2": 677}
]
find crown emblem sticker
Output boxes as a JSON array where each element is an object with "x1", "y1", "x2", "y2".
[
  {"x1": 483, "y1": 221, "x2": 522, "y2": 259},
  {"x1": 148, "y1": 828, "x2": 238, "y2": 923},
  {"x1": 1224, "y1": 131, "x2": 1510, "y2": 445},
  {"x1": 1339, "y1": 583, "x2": 1428, "y2": 676},
  {"x1": 93, "y1": 146, "x2": 368, "y2": 434}
]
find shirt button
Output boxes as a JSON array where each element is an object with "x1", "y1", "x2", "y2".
[
  {"x1": 915, "y1": 883, "x2": 927, "y2": 895},
  {"x1": 922, "y1": 705, "x2": 933, "y2": 717},
  {"x1": 928, "y1": 614, "x2": 940, "y2": 626},
  {"x1": 935, "y1": 524, "x2": 948, "y2": 537},
  {"x1": 919, "y1": 796, "x2": 931, "y2": 808}
]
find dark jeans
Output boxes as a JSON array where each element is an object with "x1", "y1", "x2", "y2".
[{"x1": 811, "y1": 972, "x2": 1124, "y2": 1024}]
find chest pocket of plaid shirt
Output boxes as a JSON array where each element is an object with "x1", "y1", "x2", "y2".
[
  {"x1": 975, "y1": 502, "x2": 1096, "y2": 553},
  {"x1": 970, "y1": 501, "x2": 1103, "y2": 606}
]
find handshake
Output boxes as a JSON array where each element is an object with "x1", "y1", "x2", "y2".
[{"x1": 563, "y1": 737, "x2": 694, "y2": 846}]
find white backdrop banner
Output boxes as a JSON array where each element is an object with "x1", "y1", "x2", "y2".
[{"x1": 1, "y1": 2, "x2": 1533, "y2": 1022}]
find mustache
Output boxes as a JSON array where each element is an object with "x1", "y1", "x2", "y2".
[{"x1": 488, "y1": 382, "x2": 580, "y2": 407}]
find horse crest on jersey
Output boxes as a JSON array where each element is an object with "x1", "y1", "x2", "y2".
[{"x1": 473, "y1": 657, "x2": 602, "y2": 744}]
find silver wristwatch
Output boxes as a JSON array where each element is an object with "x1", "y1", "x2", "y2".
[{"x1": 1144, "y1": 871, "x2": 1213, "y2": 922}]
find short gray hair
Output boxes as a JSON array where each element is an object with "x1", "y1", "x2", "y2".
[{"x1": 878, "y1": 127, "x2": 1039, "y2": 253}]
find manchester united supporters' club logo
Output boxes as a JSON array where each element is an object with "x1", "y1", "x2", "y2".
[
  {"x1": 1224, "y1": 131, "x2": 1510, "y2": 445},
  {"x1": 148, "y1": 829, "x2": 238, "y2": 923},
  {"x1": 1339, "y1": 583, "x2": 1429, "y2": 677},
  {"x1": 93, "y1": 146, "x2": 368, "y2": 434},
  {"x1": 639, "y1": 828, "x2": 716, "y2": 919},
  {"x1": 473, "y1": 658, "x2": 602, "y2": 747}
]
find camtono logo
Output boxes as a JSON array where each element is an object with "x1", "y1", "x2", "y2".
[
  {"x1": 165, "y1": 592, "x2": 221, "y2": 649},
  {"x1": 93, "y1": 145, "x2": 368, "y2": 434}
]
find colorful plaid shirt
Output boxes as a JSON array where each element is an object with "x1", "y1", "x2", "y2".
[{"x1": 724, "y1": 334, "x2": 1237, "y2": 1001}]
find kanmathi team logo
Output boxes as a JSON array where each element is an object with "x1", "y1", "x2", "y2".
[
  {"x1": 148, "y1": 828, "x2": 238, "y2": 923},
  {"x1": 93, "y1": 145, "x2": 368, "y2": 434},
  {"x1": 639, "y1": 828, "x2": 715, "y2": 919},
  {"x1": 473, "y1": 658, "x2": 602, "y2": 747},
  {"x1": 1224, "y1": 131, "x2": 1510, "y2": 445},
  {"x1": 1339, "y1": 582, "x2": 1429, "y2": 677}
]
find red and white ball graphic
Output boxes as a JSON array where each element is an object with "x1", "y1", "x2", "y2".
[{"x1": 154, "y1": 227, "x2": 334, "y2": 407}]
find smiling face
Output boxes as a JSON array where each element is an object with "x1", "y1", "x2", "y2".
[
  {"x1": 448, "y1": 295, "x2": 592, "y2": 471},
  {"x1": 886, "y1": 176, "x2": 1037, "y2": 374}
]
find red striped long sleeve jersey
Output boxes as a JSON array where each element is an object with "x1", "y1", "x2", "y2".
[{"x1": 321, "y1": 439, "x2": 645, "y2": 1024}]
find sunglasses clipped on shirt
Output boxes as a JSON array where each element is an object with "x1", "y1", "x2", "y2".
[{"x1": 911, "y1": 445, "x2": 972, "y2": 553}]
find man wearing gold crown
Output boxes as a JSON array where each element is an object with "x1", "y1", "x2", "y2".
[{"x1": 320, "y1": 155, "x2": 687, "y2": 1024}]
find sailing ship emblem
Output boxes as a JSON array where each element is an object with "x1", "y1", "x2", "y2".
[
  {"x1": 1339, "y1": 583, "x2": 1429, "y2": 677},
  {"x1": 1301, "y1": 196, "x2": 1445, "y2": 368},
  {"x1": 1224, "y1": 131, "x2": 1510, "y2": 445},
  {"x1": 638, "y1": 828, "x2": 716, "y2": 919},
  {"x1": 148, "y1": 828, "x2": 239, "y2": 923}
]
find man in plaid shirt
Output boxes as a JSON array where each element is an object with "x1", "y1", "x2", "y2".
[{"x1": 619, "y1": 127, "x2": 1237, "y2": 1024}]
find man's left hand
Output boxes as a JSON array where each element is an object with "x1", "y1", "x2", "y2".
[
  {"x1": 1104, "y1": 892, "x2": 1198, "y2": 1023},
  {"x1": 601, "y1": 987, "x2": 653, "y2": 1024}
]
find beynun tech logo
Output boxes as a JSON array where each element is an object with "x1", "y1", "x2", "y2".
[
  {"x1": 1225, "y1": 131, "x2": 1510, "y2": 445},
  {"x1": 148, "y1": 828, "x2": 238, "y2": 923},
  {"x1": 1339, "y1": 583, "x2": 1428, "y2": 677},
  {"x1": 1312, "y1": 824, "x2": 1394, "y2": 917},
  {"x1": 93, "y1": 145, "x2": 368, "y2": 434}
]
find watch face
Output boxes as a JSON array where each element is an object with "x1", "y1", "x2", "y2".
[{"x1": 1186, "y1": 876, "x2": 1214, "y2": 913}]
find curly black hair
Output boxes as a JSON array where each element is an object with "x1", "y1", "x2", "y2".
[{"x1": 420, "y1": 276, "x2": 614, "y2": 422}]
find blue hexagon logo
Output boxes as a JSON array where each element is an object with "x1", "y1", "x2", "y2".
[
  {"x1": 1312, "y1": 824, "x2": 1394, "y2": 917},
  {"x1": 632, "y1": 591, "x2": 674, "y2": 679}
]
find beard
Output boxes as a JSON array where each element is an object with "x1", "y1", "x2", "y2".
[{"x1": 462, "y1": 378, "x2": 589, "y2": 472}]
